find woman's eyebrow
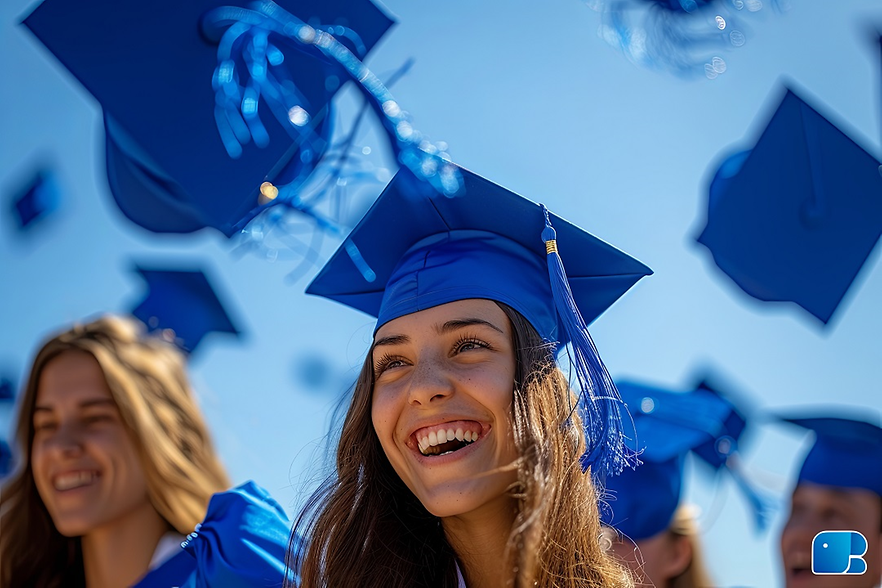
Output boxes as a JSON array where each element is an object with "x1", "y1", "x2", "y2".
[
  {"x1": 437, "y1": 318, "x2": 504, "y2": 335},
  {"x1": 373, "y1": 334, "x2": 410, "y2": 349},
  {"x1": 33, "y1": 398, "x2": 115, "y2": 413}
]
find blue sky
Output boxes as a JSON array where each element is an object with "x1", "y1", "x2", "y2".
[{"x1": 1, "y1": 1, "x2": 880, "y2": 585}]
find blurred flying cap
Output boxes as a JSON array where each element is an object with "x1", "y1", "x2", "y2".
[
  {"x1": 779, "y1": 414, "x2": 882, "y2": 496},
  {"x1": 602, "y1": 380, "x2": 752, "y2": 540},
  {"x1": 0, "y1": 376, "x2": 14, "y2": 401},
  {"x1": 23, "y1": 0, "x2": 393, "y2": 236},
  {"x1": 696, "y1": 86, "x2": 882, "y2": 325},
  {"x1": 307, "y1": 166, "x2": 652, "y2": 340},
  {"x1": 130, "y1": 264, "x2": 241, "y2": 353},
  {"x1": 0, "y1": 439, "x2": 12, "y2": 477},
  {"x1": 9, "y1": 168, "x2": 60, "y2": 231},
  {"x1": 307, "y1": 166, "x2": 652, "y2": 480}
]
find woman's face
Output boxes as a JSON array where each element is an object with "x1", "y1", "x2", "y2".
[
  {"x1": 371, "y1": 299, "x2": 519, "y2": 518},
  {"x1": 780, "y1": 482, "x2": 882, "y2": 588},
  {"x1": 31, "y1": 350, "x2": 154, "y2": 537}
]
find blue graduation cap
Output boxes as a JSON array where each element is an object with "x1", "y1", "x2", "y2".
[
  {"x1": 779, "y1": 414, "x2": 882, "y2": 496},
  {"x1": 0, "y1": 377, "x2": 14, "y2": 401},
  {"x1": 308, "y1": 166, "x2": 652, "y2": 479},
  {"x1": 0, "y1": 439, "x2": 12, "y2": 477},
  {"x1": 643, "y1": 0, "x2": 712, "y2": 12},
  {"x1": 9, "y1": 168, "x2": 60, "y2": 231},
  {"x1": 130, "y1": 264, "x2": 241, "y2": 354},
  {"x1": 601, "y1": 380, "x2": 757, "y2": 540},
  {"x1": 22, "y1": 0, "x2": 393, "y2": 236},
  {"x1": 696, "y1": 86, "x2": 882, "y2": 325}
]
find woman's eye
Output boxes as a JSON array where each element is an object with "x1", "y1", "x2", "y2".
[
  {"x1": 374, "y1": 355, "x2": 408, "y2": 377},
  {"x1": 33, "y1": 421, "x2": 56, "y2": 433},
  {"x1": 454, "y1": 337, "x2": 489, "y2": 353},
  {"x1": 84, "y1": 414, "x2": 114, "y2": 426}
]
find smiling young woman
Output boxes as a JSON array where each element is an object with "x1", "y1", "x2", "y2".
[
  {"x1": 0, "y1": 315, "x2": 291, "y2": 588},
  {"x1": 288, "y1": 167, "x2": 653, "y2": 588}
]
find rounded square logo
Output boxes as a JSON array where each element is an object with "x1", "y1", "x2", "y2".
[{"x1": 812, "y1": 530, "x2": 868, "y2": 575}]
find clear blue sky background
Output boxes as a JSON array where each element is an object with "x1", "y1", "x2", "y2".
[{"x1": 1, "y1": 1, "x2": 880, "y2": 586}]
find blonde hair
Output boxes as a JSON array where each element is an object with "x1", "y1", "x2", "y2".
[
  {"x1": 0, "y1": 315, "x2": 230, "y2": 588},
  {"x1": 290, "y1": 303, "x2": 632, "y2": 587}
]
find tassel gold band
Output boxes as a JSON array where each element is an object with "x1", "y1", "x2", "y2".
[{"x1": 546, "y1": 240, "x2": 558, "y2": 254}]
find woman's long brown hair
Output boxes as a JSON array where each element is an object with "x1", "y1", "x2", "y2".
[
  {"x1": 0, "y1": 315, "x2": 230, "y2": 588},
  {"x1": 289, "y1": 303, "x2": 632, "y2": 587}
]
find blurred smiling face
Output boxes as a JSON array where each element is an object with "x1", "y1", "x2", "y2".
[
  {"x1": 370, "y1": 299, "x2": 519, "y2": 518},
  {"x1": 780, "y1": 482, "x2": 882, "y2": 588},
  {"x1": 31, "y1": 350, "x2": 154, "y2": 537}
]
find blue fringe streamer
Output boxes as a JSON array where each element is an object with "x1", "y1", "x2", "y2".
[
  {"x1": 202, "y1": 0, "x2": 463, "y2": 226},
  {"x1": 540, "y1": 205, "x2": 634, "y2": 484}
]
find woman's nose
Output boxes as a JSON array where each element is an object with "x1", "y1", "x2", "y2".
[
  {"x1": 46, "y1": 423, "x2": 85, "y2": 457},
  {"x1": 406, "y1": 358, "x2": 455, "y2": 406}
]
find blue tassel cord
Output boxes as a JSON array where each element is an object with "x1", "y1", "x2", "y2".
[
  {"x1": 540, "y1": 205, "x2": 635, "y2": 484},
  {"x1": 724, "y1": 452, "x2": 776, "y2": 532}
]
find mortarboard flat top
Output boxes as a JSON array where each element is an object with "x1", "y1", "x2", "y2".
[
  {"x1": 306, "y1": 167, "x2": 652, "y2": 342},
  {"x1": 780, "y1": 414, "x2": 882, "y2": 496},
  {"x1": 697, "y1": 86, "x2": 882, "y2": 325},
  {"x1": 130, "y1": 264, "x2": 241, "y2": 354},
  {"x1": 23, "y1": 0, "x2": 393, "y2": 236},
  {"x1": 602, "y1": 380, "x2": 745, "y2": 540}
]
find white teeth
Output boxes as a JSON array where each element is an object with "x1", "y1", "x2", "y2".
[
  {"x1": 54, "y1": 471, "x2": 96, "y2": 491},
  {"x1": 417, "y1": 426, "x2": 481, "y2": 455}
]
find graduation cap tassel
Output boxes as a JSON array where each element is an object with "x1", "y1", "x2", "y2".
[
  {"x1": 725, "y1": 455, "x2": 775, "y2": 532},
  {"x1": 540, "y1": 205, "x2": 633, "y2": 483}
]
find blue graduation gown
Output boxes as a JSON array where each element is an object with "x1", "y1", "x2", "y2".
[{"x1": 134, "y1": 481, "x2": 296, "y2": 587}]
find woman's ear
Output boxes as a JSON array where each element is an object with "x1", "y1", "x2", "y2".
[{"x1": 659, "y1": 533, "x2": 693, "y2": 579}]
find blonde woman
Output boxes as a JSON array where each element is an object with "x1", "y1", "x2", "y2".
[
  {"x1": 0, "y1": 315, "x2": 291, "y2": 588},
  {"x1": 289, "y1": 167, "x2": 652, "y2": 587}
]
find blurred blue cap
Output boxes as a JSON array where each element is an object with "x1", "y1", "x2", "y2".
[
  {"x1": 306, "y1": 166, "x2": 652, "y2": 341},
  {"x1": 697, "y1": 86, "x2": 882, "y2": 325},
  {"x1": 780, "y1": 414, "x2": 882, "y2": 496},
  {"x1": 0, "y1": 377, "x2": 14, "y2": 401},
  {"x1": 22, "y1": 0, "x2": 393, "y2": 236},
  {"x1": 130, "y1": 264, "x2": 241, "y2": 353},
  {"x1": 602, "y1": 380, "x2": 746, "y2": 540},
  {"x1": 10, "y1": 168, "x2": 60, "y2": 231},
  {"x1": 0, "y1": 439, "x2": 12, "y2": 477}
]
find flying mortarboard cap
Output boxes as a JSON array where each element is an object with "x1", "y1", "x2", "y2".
[
  {"x1": 0, "y1": 439, "x2": 12, "y2": 477},
  {"x1": 130, "y1": 264, "x2": 241, "y2": 354},
  {"x1": 307, "y1": 166, "x2": 652, "y2": 479},
  {"x1": 602, "y1": 380, "x2": 753, "y2": 540},
  {"x1": 22, "y1": 0, "x2": 394, "y2": 236},
  {"x1": 0, "y1": 377, "x2": 14, "y2": 401},
  {"x1": 9, "y1": 168, "x2": 60, "y2": 232},
  {"x1": 779, "y1": 414, "x2": 882, "y2": 496},
  {"x1": 696, "y1": 86, "x2": 882, "y2": 325}
]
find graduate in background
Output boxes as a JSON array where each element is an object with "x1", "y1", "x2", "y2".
[
  {"x1": 778, "y1": 415, "x2": 882, "y2": 588},
  {"x1": 290, "y1": 166, "x2": 652, "y2": 587},
  {"x1": 601, "y1": 379, "x2": 763, "y2": 588},
  {"x1": 0, "y1": 315, "x2": 292, "y2": 588}
]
